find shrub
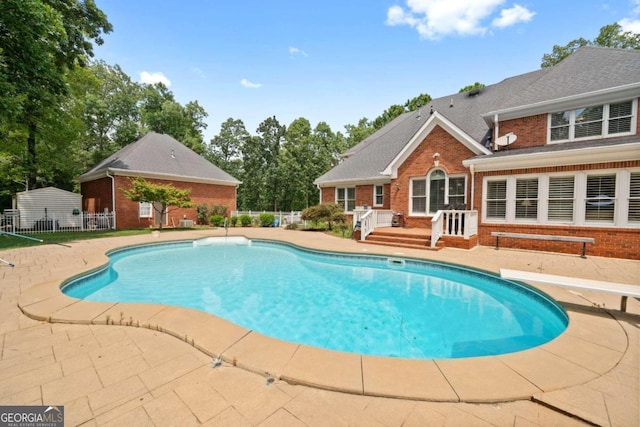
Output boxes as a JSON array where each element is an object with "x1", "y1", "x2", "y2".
[
  {"x1": 210, "y1": 214, "x2": 225, "y2": 227},
  {"x1": 229, "y1": 216, "x2": 239, "y2": 227},
  {"x1": 239, "y1": 214, "x2": 252, "y2": 227},
  {"x1": 285, "y1": 223, "x2": 298, "y2": 230},
  {"x1": 259, "y1": 213, "x2": 276, "y2": 227},
  {"x1": 210, "y1": 204, "x2": 228, "y2": 217},
  {"x1": 301, "y1": 203, "x2": 346, "y2": 230},
  {"x1": 196, "y1": 203, "x2": 209, "y2": 225}
]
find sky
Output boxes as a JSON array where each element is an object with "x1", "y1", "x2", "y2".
[{"x1": 92, "y1": 0, "x2": 640, "y2": 141}]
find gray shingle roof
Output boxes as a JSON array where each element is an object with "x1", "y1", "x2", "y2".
[
  {"x1": 316, "y1": 47, "x2": 640, "y2": 185},
  {"x1": 79, "y1": 132, "x2": 240, "y2": 184}
]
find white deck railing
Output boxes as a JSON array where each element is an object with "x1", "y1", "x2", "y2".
[
  {"x1": 353, "y1": 209, "x2": 393, "y2": 241},
  {"x1": 431, "y1": 210, "x2": 478, "y2": 248}
]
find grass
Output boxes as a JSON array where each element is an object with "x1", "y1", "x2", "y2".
[{"x1": 0, "y1": 228, "x2": 199, "y2": 250}]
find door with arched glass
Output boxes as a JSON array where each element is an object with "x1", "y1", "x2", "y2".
[{"x1": 429, "y1": 170, "x2": 446, "y2": 213}]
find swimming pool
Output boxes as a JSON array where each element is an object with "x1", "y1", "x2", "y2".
[{"x1": 63, "y1": 237, "x2": 568, "y2": 359}]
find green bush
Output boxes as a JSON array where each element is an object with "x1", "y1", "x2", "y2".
[
  {"x1": 229, "y1": 216, "x2": 239, "y2": 227},
  {"x1": 259, "y1": 213, "x2": 276, "y2": 227},
  {"x1": 210, "y1": 214, "x2": 225, "y2": 227},
  {"x1": 301, "y1": 203, "x2": 346, "y2": 230},
  {"x1": 239, "y1": 214, "x2": 252, "y2": 227},
  {"x1": 196, "y1": 203, "x2": 209, "y2": 225},
  {"x1": 210, "y1": 204, "x2": 228, "y2": 217},
  {"x1": 285, "y1": 223, "x2": 298, "y2": 230}
]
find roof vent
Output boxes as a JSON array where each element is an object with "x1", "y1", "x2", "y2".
[{"x1": 171, "y1": 149, "x2": 176, "y2": 159}]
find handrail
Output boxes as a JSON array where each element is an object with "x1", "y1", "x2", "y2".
[
  {"x1": 430, "y1": 211, "x2": 443, "y2": 248},
  {"x1": 431, "y1": 210, "x2": 478, "y2": 248},
  {"x1": 359, "y1": 210, "x2": 375, "y2": 241}
]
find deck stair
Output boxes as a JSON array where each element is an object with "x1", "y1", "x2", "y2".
[{"x1": 360, "y1": 227, "x2": 442, "y2": 250}]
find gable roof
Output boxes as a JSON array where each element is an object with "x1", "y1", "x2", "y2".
[
  {"x1": 79, "y1": 132, "x2": 241, "y2": 185},
  {"x1": 315, "y1": 47, "x2": 640, "y2": 186}
]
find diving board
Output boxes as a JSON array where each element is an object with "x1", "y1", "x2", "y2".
[{"x1": 500, "y1": 269, "x2": 640, "y2": 312}]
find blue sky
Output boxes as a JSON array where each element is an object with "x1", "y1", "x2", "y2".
[{"x1": 93, "y1": 0, "x2": 640, "y2": 141}]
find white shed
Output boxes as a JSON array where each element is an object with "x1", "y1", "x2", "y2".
[{"x1": 12, "y1": 187, "x2": 82, "y2": 230}]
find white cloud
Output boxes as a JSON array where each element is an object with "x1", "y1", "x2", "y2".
[
  {"x1": 140, "y1": 71, "x2": 171, "y2": 86},
  {"x1": 240, "y1": 78, "x2": 262, "y2": 88},
  {"x1": 289, "y1": 46, "x2": 308, "y2": 57},
  {"x1": 386, "y1": 0, "x2": 535, "y2": 39},
  {"x1": 492, "y1": 4, "x2": 535, "y2": 28},
  {"x1": 619, "y1": 18, "x2": 640, "y2": 33}
]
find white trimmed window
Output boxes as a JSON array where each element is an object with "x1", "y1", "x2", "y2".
[
  {"x1": 515, "y1": 178, "x2": 538, "y2": 220},
  {"x1": 374, "y1": 185, "x2": 384, "y2": 206},
  {"x1": 549, "y1": 99, "x2": 636, "y2": 143},
  {"x1": 585, "y1": 174, "x2": 616, "y2": 223},
  {"x1": 139, "y1": 202, "x2": 152, "y2": 218},
  {"x1": 411, "y1": 172, "x2": 467, "y2": 215},
  {"x1": 548, "y1": 176, "x2": 575, "y2": 222},
  {"x1": 486, "y1": 179, "x2": 507, "y2": 220},
  {"x1": 336, "y1": 188, "x2": 355, "y2": 212},
  {"x1": 483, "y1": 170, "x2": 639, "y2": 228},
  {"x1": 629, "y1": 173, "x2": 640, "y2": 223}
]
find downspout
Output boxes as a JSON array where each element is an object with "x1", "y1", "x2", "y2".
[
  {"x1": 469, "y1": 164, "x2": 475, "y2": 210},
  {"x1": 493, "y1": 114, "x2": 499, "y2": 152},
  {"x1": 107, "y1": 170, "x2": 116, "y2": 229}
]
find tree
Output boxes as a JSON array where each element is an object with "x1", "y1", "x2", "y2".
[
  {"x1": 459, "y1": 82, "x2": 485, "y2": 93},
  {"x1": 208, "y1": 118, "x2": 248, "y2": 179},
  {"x1": 0, "y1": 0, "x2": 112, "y2": 189},
  {"x1": 541, "y1": 23, "x2": 640, "y2": 67},
  {"x1": 404, "y1": 93, "x2": 432, "y2": 111},
  {"x1": 121, "y1": 177, "x2": 194, "y2": 230},
  {"x1": 344, "y1": 117, "x2": 375, "y2": 146},
  {"x1": 301, "y1": 202, "x2": 346, "y2": 230}
]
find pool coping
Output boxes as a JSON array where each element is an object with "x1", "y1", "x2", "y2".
[{"x1": 16, "y1": 233, "x2": 631, "y2": 403}]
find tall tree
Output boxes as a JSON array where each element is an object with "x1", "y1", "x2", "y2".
[
  {"x1": 208, "y1": 118, "x2": 248, "y2": 180},
  {"x1": 459, "y1": 82, "x2": 485, "y2": 93},
  {"x1": 541, "y1": 23, "x2": 640, "y2": 67},
  {"x1": 344, "y1": 117, "x2": 375, "y2": 146},
  {"x1": 0, "y1": 0, "x2": 112, "y2": 189}
]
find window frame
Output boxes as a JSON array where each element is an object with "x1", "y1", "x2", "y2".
[
  {"x1": 548, "y1": 99, "x2": 636, "y2": 144},
  {"x1": 411, "y1": 171, "x2": 468, "y2": 216},
  {"x1": 374, "y1": 184, "x2": 384, "y2": 207},
  {"x1": 336, "y1": 187, "x2": 356, "y2": 213},
  {"x1": 139, "y1": 201, "x2": 152, "y2": 218}
]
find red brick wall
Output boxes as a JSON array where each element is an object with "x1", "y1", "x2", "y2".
[
  {"x1": 474, "y1": 160, "x2": 640, "y2": 260},
  {"x1": 82, "y1": 175, "x2": 237, "y2": 229},
  {"x1": 321, "y1": 187, "x2": 336, "y2": 204},
  {"x1": 497, "y1": 114, "x2": 547, "y2": 150},
  {"x1": 394, "y1": 125, "x2": 475, "y2": 228}
]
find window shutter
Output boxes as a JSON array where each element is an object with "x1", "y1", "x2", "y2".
[
  {"x1": 548, "y1": 177, "x2": 574, "y2": 221},
  {"x1": 586, "y1": 174, "x2": 616, "y2": 222},
  {"x1": 609, "y1": 101, "x2": 633, "y2": 134},
  {"x1": 629, "y1": 173, "x2": 640, "y2": 223},
  {"x1": 486, "y1": 180, "x2": 507, "y2": 218},
  {"x1": 515, "y1": 178, "x2": 538, "y2": 219}
]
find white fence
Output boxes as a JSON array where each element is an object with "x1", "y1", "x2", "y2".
[
  {"x1": 230, "y1": 211, "x2": 304, "y2": 226},
  {"x1": 353, "y1": 209, "x2": 394, "y2": 240},
  {"x1": 1, "y1": 210, "x2": 115, "y2": 233}
]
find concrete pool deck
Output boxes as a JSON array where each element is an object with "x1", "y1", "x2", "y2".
[{"x1": 1, "y1": 227, "x2": 638, "y2": 426}]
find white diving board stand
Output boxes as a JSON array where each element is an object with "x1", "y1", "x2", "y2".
[{"x1": 500, "y1": 269, "x2": 640, "y2": 312}]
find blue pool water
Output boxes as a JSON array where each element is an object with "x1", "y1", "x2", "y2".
[{"x1": 63, "y1": 237, "x2": 568, "y2": 359}]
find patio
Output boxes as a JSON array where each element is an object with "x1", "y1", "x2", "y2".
[{"x1": 1, "y1": 228, "x2": 638, "y2": 426}]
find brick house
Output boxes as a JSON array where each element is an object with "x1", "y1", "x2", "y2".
[
  {"x1": 79, "y1": 132, "x2": 240, "y2": 229},
  {"x1": 315, "y1": 47, "x2": 640, "y2": 259}
]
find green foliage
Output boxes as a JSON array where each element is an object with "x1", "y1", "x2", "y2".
[
  {"x1": 121, "y1": 177, "x2": 194, "y2": 230},
  {"x1": 209, "y1": 214, "x2": 225, "y2": 227},
  {"x1": 459, "y1": 82, "x2": 485, "y2": 93},
  {"x1": 239, "y1": 214, "x2": 252, "y2": 227},
  {"x1": 541, "y1": 23, "x2": 640, "y2": 67},
  {"x1": 209, "y1": 204, "x2": 228, "y2": 217},
  {"x1": 196, "y1": 203, "x2": 209, "y2": 225},
  {"x1": 258, "y1": 213, "x2": 276, "y2": 227},
  {"x1": 285, "y1": 223, "x2": 299, "y2": 230},
  {"x1": 229, "y1": 216, "x2": 239, "y2": 227},
  {"x1": 301, "y1": 202, "x2": 347, "y2": 230}
]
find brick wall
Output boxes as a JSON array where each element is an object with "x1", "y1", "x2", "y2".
[
  {"x1": 497, "y1": 114, "x2": 547, "y2": 150},
  {"x1": 394, "y1": 125, "x2": 475, "y2": 228},
  {"x1": 82, "y1": 175, "x2": 237, "y2": 230}
]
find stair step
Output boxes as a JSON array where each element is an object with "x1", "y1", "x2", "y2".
[
  {"x1": 359, "y1": 240, "x2": 443, "y2": 251},
  {"x1": 367, "y1": 235, "x2": 429, "y2": 245}
]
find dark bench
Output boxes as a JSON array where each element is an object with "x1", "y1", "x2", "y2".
[{"x1": 491, "y1": 231, "x2": 595, "y2": 258}]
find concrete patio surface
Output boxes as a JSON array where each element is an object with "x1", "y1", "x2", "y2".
[{"x1": 1, "y1": 227, "x2": 638, "y2": 426}]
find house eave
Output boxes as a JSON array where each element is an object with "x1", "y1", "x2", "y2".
[
  {"x1": 462, "y1": 141, "x2": 640, "y2": 172},
  {"x1": 79, "y1": 168, "x2": 241, "y2": 186},
  {"x1": 314, "y1": 176, "x2": 391, "y2": 188},
  {"x1": 482, "y1": 83, "x2": 640, "y2": 124}
]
